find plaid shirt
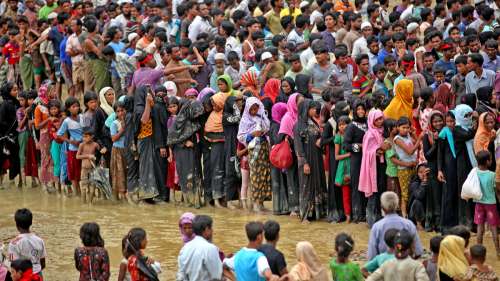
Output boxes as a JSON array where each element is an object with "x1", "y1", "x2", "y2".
[{"x1": 114, "y1": 53, "x2": 136, "y2": 90}]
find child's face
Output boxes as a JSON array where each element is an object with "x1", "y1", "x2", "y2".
[
  {"x1": 308, "y1": 106, "x2": 318, "y2": 118},
  {"x1": 456, "y1": 63, "x2": 467, "y2": 75},
  {"x1": 338, "y1": 122, "x2": 347, "y2": 133},
  {"x1": 49, "y1": 106, "x2": 59, "y2": 117},
  {"x1": 445, "y1": 116, "x2": 455, "y2": 128},
  {"x1": 116, "y1": 107, "x2": 126, "y2": 119},
  {"x1": 398, "y1": 124, "x2": 410, "y2": 136},
  {"x1": 485, "y1": 114, "x2": 495, "y2": 131},
  {"x1": 182, "y1": 223, "x2": 193, "y2": 237},
  {"x1": 27, "y1": 98, "x2": 34, "y2": 106},
  {"x1": 374, "y1": 116, "x2": 384, "y2": 128},
  {"x1": 10, "y1": 269, "x2": 22, "y2": 281},
  {"x1": 431, "y1": 115, "x2": 444, "y2": 131},
  {"x1": 249, "y1": 104, "x2": 259, "y2": 116},
  {"x1": 434, "y1": 72, "x2": 445, "y2": 83},
  {"x1": 83, "y1": 133, "x2": 92, "y2": 143},
  {"x1": 70, "y1": 103, "x2": 80, "y2": 115},
  {"x1": 376, "y1": 70, "x2": 386, "y2": 81},
  {"x1": 394, "y1": 40, "x2": 405, "y2": 50},
  {"x1": 369, "y1": 41, "x2": 379, "y2": 55},
  {"x1": 86, "y1": 99, "x2": 98, "y2": 111},
  {"x1": 229, "y1": 59, "x2": 239, "y2": 69},
  {"x1": 417, "y1": 165, "x2": 429, "y2": 181},
  {"x1": 386, "y1": 61, "x2": 396, "y2": 72},
  {"x1": 18, "y1": 97, "x2": 26, "y2": 107},
  {"x1": 167, "y1": 104, "x2": 178, "y2": 115}
]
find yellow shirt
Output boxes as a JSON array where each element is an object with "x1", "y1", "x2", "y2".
[
  {"x1": 253, "y1": 7, "x2": 263, "y2": 17},
  {"x1": 264, "y1": 10, "x2": 284, "y2": 35},
  {"x1": 280, "y1": 7, "x2": 301, "y2": 20}
]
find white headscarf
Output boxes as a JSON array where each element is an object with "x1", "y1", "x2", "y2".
[{"x1": 99, "y1": 87, "x2": 115, "y2": 116}]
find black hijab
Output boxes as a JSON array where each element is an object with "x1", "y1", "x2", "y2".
[
  {"x1": 276, "y1": 77, "x2": 296, "y2": 103},
  {"x1": 222, "y1": 96, "x2": 241, "y2": 127},
  {"x1": 295, "y1": 74, "x2": 313, "y2": 99},
  {"x1": 167, "y1": 100, "x2": 205, "y2": 145},
  {"x1": 352, "y1": 99, "x2": 367, "y2": 123},
  {"x1": 296, "y1": 98, "x2": 320, "y2": 134}
]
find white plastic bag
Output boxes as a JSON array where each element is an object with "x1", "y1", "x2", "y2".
[{"x1": 461, "y1": 168, "x2": 483, "y2": 200}]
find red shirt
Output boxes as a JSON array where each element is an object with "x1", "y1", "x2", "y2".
[{"x1": 2, "y1": 41, "x2": 20, "y2": 65}]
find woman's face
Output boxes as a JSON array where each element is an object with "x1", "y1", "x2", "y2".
[
  {"x1": 356, "y1": 106, "x2": 365, "y2": 119},
  {"x1": 105, "y1": 90, "x2": 115, "y2": 105},
  {"x1": 485, "y1": 114, "x2": 495, "y2": 131},
  {"x1": 218, "y1": 80, "x2": 229, "y2": 92},
  {"x1": 70, "y1": 103, "x2": 80, "y2": 115},
  {"x1": 168, "y1": 103, "x2": 178, "y2": 115},
  {"x1": 281, "y1": 81, "x2": 291, "y2": 94},
  {"x1": 249, "y1": 104, "x2": 259, "y2": 116},
  {"x1": 398, "y1": 123, "x2": 410, "y2": 136},
  {"x1": 182, "y1": 223, "x2": 193, "y2": 237},
  {"x1": 307, "y1": 106, "x2": 318, "y2": 118},
  {"x1": 431, "y1": 115, "x2": 444, "y2": 131},
  {"x1": 374, "y1": 116, "x2": 384, "y2": 128},
  {"x1": 10, "y1": 84, "x2": 18, "y2": 98},
  {"x1": 445, "y1": 115, "x2": 455, "y2": 128},
  {"x1": 140, "y1": 236, "x2": 148, "y2": 249}
]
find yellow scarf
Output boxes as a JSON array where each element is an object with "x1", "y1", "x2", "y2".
[
  {"x1": 437, "y1": 235, "x2": 468, "y2": 279},
  {"x1": 384, "y1": 79, "x2": 414, "y2": 120}
]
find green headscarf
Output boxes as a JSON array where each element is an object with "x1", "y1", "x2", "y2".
[{"x1": 217, "y1": 74, "x2": 234, "y2": 96}]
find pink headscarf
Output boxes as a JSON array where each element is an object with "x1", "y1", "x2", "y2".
[
  {"x1": 358, "y1": 110, "x2": 384, "y2": 197},
  {"x1": 179, "y1": 212, "x2": 195, "y2": 243},
  {"x1": 278, "y1": 93, "x2": 299, "y2": 138},
  {"x1": 271, "y1": 102, "x2": 288, "y2": 124}
]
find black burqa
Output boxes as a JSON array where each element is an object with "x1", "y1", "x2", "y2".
[
  {"x1": 0, "y1": 82, "x2": 20, "y2": 180},
  {"x1": 343, "y1": 100, "x2": 368, "y2": 223},
  {"x1": 295, "y1": 74, "x2": 313, "y2": 99},
  {"x1": 222, "y1": 96, "x2": 242, "y2": 201},
  {"x1": 294, "y1": 99, "x2": 327, "y2": 221}
]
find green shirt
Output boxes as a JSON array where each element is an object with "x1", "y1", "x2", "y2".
[
  {"x1": 330, "y1": 260, "x2": 364, "y2": 281},
  {"x1": 475, "y1": 169, "x2": 497, "y2": 204},
  {"x1": 363, "y1": 252, "x2": 395, "y2": 273},
  {"x1": 385, "y1": 144, "x2": 398, "y2": 177},
  {"x1": 38, "y1": 3, "x2": 58, "y2": 20},
  {"x1": 334, "y1": 134, "x2": 350, "y2": 186}
]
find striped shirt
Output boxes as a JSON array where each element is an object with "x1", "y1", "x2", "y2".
[{"x1": 352, "y1": 73, "x2": 375, "y2": 97}]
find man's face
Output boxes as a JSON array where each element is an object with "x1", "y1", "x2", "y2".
[
  {"x1": 369, "y1": 41, "x2": 379, "y2": 54},
  {"x1": 172, "y1": 47, "x2": 182, "y2": 60},
  {"x1": 359, "y1": 58, "x2": 369, "y2": 73},
  {"x1": 122, "y1": 3, "x2": 131, "y2": 15},
  {"x1": 393, "y1": 26, "x2": 404, "y2": 33},
  {"x1": 229, "y1": 59, "x2": 239, "y2": 69},
  {"x1": 385, "y1": 39, "x2": 394, "y2": 50},
  {"x1": 254, "y1": 38, "x2": 265, "y2": 48},
  {"x1": 394, "y1": 40, "x2": 405, "y2": 50},
  {"x1": 25, "y1": 0, "x2": 35, "y2": 9},
  {"x1": 352, "y1": 18, "x2": 362, "y2": 30},
  {"x1": 423, "y1": 56, "x2": 435, "y2": 70},
  {"x1": 325, "y1": 15, "x2": 335, "y2": 29},
  {"x1": 249, "y1": 23, "x2": 261, "y2": 33},
  {"x1": 469, "y1": 40, "x2": 480, "y2": 53},
  {"x1": 291, "y1": 59, "x2": 302, "y2": 71},
  {"x1": 315, "y1": 52, "x2": 328, "y2": 64},
  {"x1": 466, "y1": 58, "x2": 477, "y2": 72},
  {"x1": 337, "y1": 55, "x2": 348, "y2": 67},
  {"x1": 449, "y1": 29, "x2": 460, "y2": 41},
  {"x1": 430, "y1": 35, "x2": 441, "y2": 49},
  {"x1": 443, "y1": 48, "x2": 454, "y2": 59},
  {"x1": 486, "y1": 46, "x2": 497, "y2": 59},
  {"x1": 386, "y1": 61, "x2": 396, "y2": 72},
  {"x1": 362, "y1": 26, "x2": 372, "y2": 37},
  {"x1": 199, "y1": 4, "x2": 209, "y2": 17},
  {"x1": 62, "y1": 2, "x2": 71, "y2": 13},
  {"x1": 70, "y1": 20, "x2": 81, "y2": 33}
]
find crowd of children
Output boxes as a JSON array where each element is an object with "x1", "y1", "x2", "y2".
[{"x1": 2, "y1": 206, "x2": 499, "y2": 280}]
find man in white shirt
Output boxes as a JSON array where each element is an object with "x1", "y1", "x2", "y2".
[
  {"x1": 110, "y1": 0, "x2": 132, "y2": 33},
  {"x1": 351, "y1": 22, "x2": 372, "y2": 59},
  {"x1": 177, "y1": 215, "x2": 223, "y2": 281},
  {"x1": 66, "y1": 18, "x2": 85, "y2": 97},
  {"x1": 8, "y1": 209, "x2": 46, "y2": 275},
  {"x1": 188, "y1": 3, "x2": 213, "y2": 42}
]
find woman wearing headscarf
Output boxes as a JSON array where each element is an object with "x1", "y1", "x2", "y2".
[
  {"x1": 438, "y1": 235, "x2": 468, "y2": 281},
  {"x1": 278, "y1": 93, "x2": 304, "y2": 216},
  {"x1": 433, "y1": 84, "x2": 454, "y2": 113},
  {"x1": 295, "y1": 74, "x2": 313, "y2": 99},
  {"x1": 453, "y1": 104, "x2": 476, "y2": 228},
  {"x1": 384, "y1": 79, "x2": 414, "y2": 121},
  {"x1": 294, "y1": 99, "x2": 327, "y2": 222},
  {"x1": 276, "y1": 77, "x2": 296, "y2": 103},
  {"x1": 359, "y1": 110, "x2": 386, "y2": 227},
  {"x1": 289, "y1": 241, "x2": 329, "y2": 281},
  {"x1": 0, "y1": 82, "x2": 21, "y2": 182},
  {"x1": 237, "y1": 97, "x2": 272, "y2": 212},
  {"x1": 197, "y1": 87, "x2": 216, "y2": 102},
  {"x1": 178, "y1": 212, "x2": 195, "y2": 244},
  {"x1": 263, "y1": 78, "x2": 280, "y2": 103},
  {"x1": 474, "y1": 112, "x2": 496, "y2": 157},
  {"x1": 217, "y1": 74, "x2": 238, "y2": 97},
  {"x1": 460, "y1": 93, "x2": 477, "y2": 110},
  {"x1": 475, "y1": 86, "x2": 495, "y2": 115},
  {"x1": 167, "y1": 99, "x2": 205, "y2": 208},
  {"x1": 270, "y1": 102, "x2": 290, "y2": 215},
  {"x1": 34, "y1": 81, "x2": 56, "y2": 191},
  {"x1": 151, "y1": 86, "x2": 170, "y2": 202},
  {"x1": 321, "y1": 101, "x2": 350, "y2": 223},
  {"x1": 240, "y1": 70, "x2": 260, "y2": 98},
  {"x1": 132, "y1": 86, "x2": 160, "y2": 201},
  {"x1": 199, "y1": 91, "x2": 215, "y2": 205},
  {"x1": 222, "y1": 95, "x2": 243, "y2": 209},
  {"x1": 92, "y1": 87, "x2": 115, "y2": 167},
  {"x1": 422, "y1": 111, "x2": 444, "y2": 232},
  {"x1": 205, "y1": 90, "x2": 229, "y2": 207}
]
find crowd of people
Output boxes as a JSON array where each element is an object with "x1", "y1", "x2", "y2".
[
  {"x1": 0, "y1": 204, "x2": 499, "y2": 281},
  {"x1": 1, "y1": 0, "x2": 500, "y2": 274}
]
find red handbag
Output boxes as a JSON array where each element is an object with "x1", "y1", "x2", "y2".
[{"x1": 270, "y1": 138, "x2": 293, "y2": 169}]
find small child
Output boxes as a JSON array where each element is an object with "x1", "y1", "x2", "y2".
[
  {"x1": 8, "y1": 209, "x2": 46, "y2": 276},
  {"x1": 47, "y1": 100, "x2": 62, "y2": 194},
  {"x1": 110, "y1": 103, "x2": 128, "y2": 201},
  {"x1": 16, "y1": 92, "x2": 28, "y2": 188},
  {"x1": 126, "y1": 228, "x2": 161, "y2": 281},
  {"x1": 451, "y1": 55, "x2": 467, "y2": 106},
  {"x1": 430, "y1": 65, "x2": 451, "y2": 91},
  {"x1": 9, "y1": 259, "x2": 41, "y2": 281},
  {"x1": 408, "y1": 164, "x2": 430, "y2": 230},
  {"x1": 330, "y1": 233, "x2": 364, "y2": 281},
  {"x1": 166, "y1": 97, "x2": 180, "y2": 196},
  {"x1": 474, "y1": 150, "x2": 500, "y2": 257},
  {"x1": 372, "y1": 64, "x2": 389, "y2": 99},
  {"x1": 394, "y1": 117, "x2": 422, "y2": 217},
  {"x1": 118, "y1": 237, "x2": 131, "y2": 281},
  {"x1": 464, "y1": 244, "x2": 499, "y2": 281},
  {"x1": 423, "y1": 235, "x2": 443, "y2": 281},
  {"x1": 334, "y1": 116, "x2": 352, "y2": 223},
  {"x1": 383, "y1": 55, "x2": 399, "y2": 97},
  {"x1": 25, "y1": 91, "x2": 39, "y2": 188},
  {"x1": 383, "y1": 119, "x2": 401, "y2": 197},
  {"x1": 2, "y1": 28, "x2": 20, "y2": 83},
  {"x1": 237, "y1": 141, "x2": 250, "y2": 210},
  {"x1": 362, "y1": 228, "x2": 397, "y2": 277},
  {"x1": 76, "y1": 128, "x2": 100, "y2": 204}
]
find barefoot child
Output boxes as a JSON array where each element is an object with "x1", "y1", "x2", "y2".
[
  {"x1": 166, "y1": 97, "x2": 180, "y2": 197},
  {"x1": 423, "y1": 236, "x2": 443, "y2": 281},
  {"x1": 25, "y1": 91, "x2": 39, "y2": 188},
  {"x1": 334, "y1": 116, "x2": 352, "y2": 223},
  {"x1": 409, "y1": 164, "x2": 430, "y2": 230},
  {"x1": 76, "y1": 128, "x2": 100, "y2": 204},
  {"x1": 464, "y1": 244, "x2": 499, "y2": 281},
  {"x1": 383, "y1": 119, "x2": 401, "y2": 197},
  {"x1": 474, "y1": 150, "x2": 500, "y2": 257},
  {"x1": 47, "y1": 100, "x2": 62, "y2": 193},
  {"x1": 110, "y1": 102, "x2": 128, "y2": 201},
  {"x1": 125, "y1": 228, "x2": 161, "y2": 281},
  {"x1": 330, "y1": 233, "x2": 364, "y2": 281},
  {"x1": 16, "y1": 92, "x2": 28, "y2": 187},
  {"x1": 118, "y1": 237, "x2": 131, "y2": 281}
]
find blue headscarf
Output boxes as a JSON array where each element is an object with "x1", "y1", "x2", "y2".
[
  {"x1": 453, "y1": 104, "x2": 477, "y2": 167},
  {"x1": 438, "y1": 111, "x2": 456, "y2": 159}
]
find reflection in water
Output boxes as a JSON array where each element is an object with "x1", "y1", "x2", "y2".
[{"x1": 1, "y1": 188, "x2": 499, "y2": 280}]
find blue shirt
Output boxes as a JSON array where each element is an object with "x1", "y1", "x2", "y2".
[
  {"x1": 234, "y1": 248, "x2": 266, "y2": 281},
  {"x1": 57, "y1": 115, "x2": 84, "y2": 151},
  {"x1": 367, "y1": 214, "x2": 424, "y2": 260},
  {"x1": 59, "y1": 36, "x2": 71, "y2": 66},
  {"x1": 109, "y1": 41, "x2": 125, "y2": 54},
  {"x1": 378, "y1": 48, "x2": 396, "y2": 65},
  {"x1": 475, "y1": 169, "x2": 497, "y2": 204},
  {"x1": 465, "y1": 69, "x2": 496, "y2": 94},
  {"x1": 110, "y1": 121, "x2": 125, "y2": 148},
  {"x1": 482, "y1": 53, "x2": 500, "y2": 73},
  {"x1": 435, "y1": 59, "x2": 456, "y2": 81}
]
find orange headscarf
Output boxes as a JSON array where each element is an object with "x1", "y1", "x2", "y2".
[
  {"x1": 204, "y1": 92, "x2": 228, "y2": 133},
  {"x1": 263, "y1": 78, "x2": 280, "y2": 103},
  {"x1": 240, "y1": 70, "x2": 260, "y2": 98},
  {"x1": 474, "y1": 112, "x2": 496, "y2": 154},
  {"x1": 384, "y1": 79, "x2": 414, "y2": 120}
]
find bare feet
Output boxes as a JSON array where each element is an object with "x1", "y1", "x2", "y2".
[
  {"x1": 302, "y1": 219, "x2": 310, "y2": 224},
  {"x1": 290, "y1": 211, "x2": 298, "y2": 217},
  {"x1": 346, "y1": 215, "x2": 351, "y2": 224}
]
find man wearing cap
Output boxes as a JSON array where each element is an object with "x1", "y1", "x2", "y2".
[
  {"x1": 351, "y1": 22, "x2": 372, "y2": 59},
  {"x1": 38, "y1": 0, "x2": 58, "y2": 20},
  {"x1": 406, "y1": 22, "x2": 420, "y2": 39},
  {"x1": 435, "y1": 39, "x2": 457, "y2": 81}
]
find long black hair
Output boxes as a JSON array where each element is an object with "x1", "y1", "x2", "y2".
[
  {"x1": 125, "y1": 227, "x2": 147, "y2": 257},
  {"x1": 80, "y1": 222, "x2": 105, "y2": 247}
]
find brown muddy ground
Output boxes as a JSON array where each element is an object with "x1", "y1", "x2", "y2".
[{"x1": 0, "y1": 186, "x2": 499, "y2": 280}]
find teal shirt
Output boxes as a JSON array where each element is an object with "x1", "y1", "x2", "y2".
[
  {"x1": 385, "y1": 144, "x2": 398, "y2": 177},
  {"x1": 475, "y1": 169, "x2": 497, "y2": 204},
  {"x1": 330, "y1": 260, "x2": 364, "y2": 281},
  {"x1": 363, "y1": 252, "x2": 395, "y2": 273}
]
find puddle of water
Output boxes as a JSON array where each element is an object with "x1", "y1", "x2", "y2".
[{"x1": 1, "y1": 187, "x2": 499, "y2": 280}]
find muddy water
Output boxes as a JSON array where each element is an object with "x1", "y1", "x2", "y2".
[{"x1": 1, "y1": 187, "x2": 499, "y2": 280}]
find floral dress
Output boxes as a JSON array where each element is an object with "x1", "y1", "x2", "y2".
[{"x1": 74, "y1": 246, "x2": 110, "y2": 281}]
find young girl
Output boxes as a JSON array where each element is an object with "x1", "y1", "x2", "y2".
[
  {"x1": 57, "y1": 96, "x2": 84, "y2": 196},
  {"x1": 125, "y1": 228, "x2": 161, "y2": 281},
  {"x1": 16, "y1": 92, "x2": 28, "y2": 187},
  {"x1": 237, "y1": 97, "x2": 272, "y2": 212},
  {"x1": 74, "y1": 222, "x2": 110, "y2": 281},
  {"x1": 237, "y1": 139, "x2": 250, "y2": 210},
  {"x1": 474, "y1": 150, "x2": 500, "y2": 256},
  {"x1": 394, "y1": 117, "x2": 422, "y2": 217},
  {"x1": 47, "y1": 100, "x2": 62, "y2": 194},
  {"x1": 474, "y1": 112, "x2": 496, "y2": 158},
  {"x1": 383, "y1": 119, "x2": 400, "y2": 197},
  {"x1": 409, "y1": 164, "x2": 430, "y2": 230},
  {"x1": 111, "y1": 102, "x2": 128, "y2": 201},
  {"x1": 330, "y1": 233, "x2": 363, "y2": 281},
  {"x1": 166, "y1": 97, "x2": 180, "y2": 197},
  {"x1": 82, "y1": 91, "x2": 98, "y2": 128},
  {"x1": 334, "y1": 116, "x2": 352, "y2": 223},
  {"x1": 25, "y1": 90, "x2": 39, "y2": 188},
  {"x1": 9, "y1": 259, "x2": 41, "y2": 281},
  {"x1": 178, "y1": 212, "x2": 195, "y2": 244},
  {"x1": 118, "y1": 237, "x2": 131, "y2": 281}
]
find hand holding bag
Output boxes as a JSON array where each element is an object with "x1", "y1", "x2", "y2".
[
  {"x1": 270, "y1": 138, "x2": 293, "y2": 169},
  {"x1": 461, "y1": 167, "x2": 483, "y2": 200}
]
